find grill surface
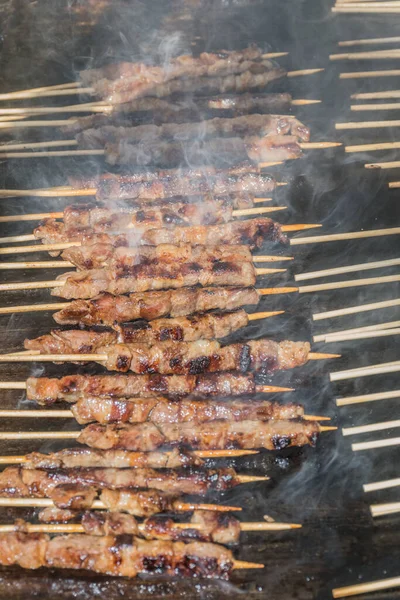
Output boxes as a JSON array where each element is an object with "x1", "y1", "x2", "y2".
[{"x1": 0, "y1": 0, "x2": 399, "y2": 598}]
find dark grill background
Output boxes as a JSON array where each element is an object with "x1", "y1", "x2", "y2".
[{"x1": 0, "y1": 0, "x2": 399, "y2": 598}]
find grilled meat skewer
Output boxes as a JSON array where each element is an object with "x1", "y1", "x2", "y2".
[
  {"x1": 75, "y1": 114, "x2": 310, "y2": 148},
  {"x1": 105, "y1": 134, "x2": 302, "y2": 167},
  {"x1": 53, "y1": 287, "x2": 260, "y2": 326},
  {"x1": 65, "y1": 397, "x2": 307, "y2": 426},
  {"x1": 34, "y1": 217, "x2": 287, "y2": 252},
  {"x1": 21, "y1": 337, "x2": 311, "y2": 376},
  {"x1": 49, "y1": 261, "x2": 258, "y2": 299},
  {"x1": 0, "y1": 532, "x2": 242, "y2": 578},
  {"x1": 25, "y1": 372, "x2": 271, "y2": 404},
  {"x1": 21, "y1": 447, "x2": 235, "y2": 470},
  {"x1": 0, "y1": 465, "x2": 261, "y2": 497},
  {"x1": 77, "y1": 419, "x2": 321, "y2": 451},
  {"x1": 15, "y1": 511, "x2": 243, "y2": 545},
  {"x1": 63, "y1": 96, "x2": 302, "y2": 132}
]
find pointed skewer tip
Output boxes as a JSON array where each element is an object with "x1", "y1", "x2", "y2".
[{"x1": 233, "y1": 560, "x2": 264, "y2": 570}]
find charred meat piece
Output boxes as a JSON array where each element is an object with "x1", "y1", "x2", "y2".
[
  {"x1": 53, "y1": 287, "x2": 260, "y2": 326},
  {"x1": 77, "y1": 419, "x2": 320, "y2": 451}
]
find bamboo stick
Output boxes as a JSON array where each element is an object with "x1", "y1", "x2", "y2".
[
  {"x1": 0, "y1": 82, "x2": 80, "y2": 100},
  {"x1": 336, "y1": 120, "x2": 400, "y2": 130},
  {"x1": 333, "y1": 576, "x2": 400, "y2": 598},
  {"x1": 340, "y1": 70, "x2": 400, "y2": 79},
  {"x1": 339, "y1": 36, "x2": 400, "y2": 46},
  {"x1": 0, "y1": 149, "x2": 105, "y2": 158},
  {"x1": 352, "y1": 102, "x2": 400, "y2": 111},
  {"x1": 333, "y1": 6, "x2": 400, "y2": 12},
  {"x1": 353, "y1": 437, "x2": 400, "y2": 451},
  {"x1": 351, "y1": 89, "x2": 400, "y2": 99},
  {"x1": 314, "y1": 320, "x2": 400, "y2": 342},
  {"x1": 371, "y1": 502, "x2": 400, "y2": 516},
  {"x1": 331, "y1": 49, "x2": 400, "y2": 60},
  {"x1": 343, "y1": 419, "x2": 400, "y2": 436},
  {"x1": 366, "y1": 160, "x2": 400, "y2": 169},
  {"x1": 336, "y1": 389, "x2": 400, "y2": 407},
  {"x1": 0, "y1": 234, "x2": 36, "y2": 244},
  {"x1": 298, "y1": 275, "x2": 400, "y2": 293},
  {"x1": 0, "y1": 140, "x2": 77, "y2": 152},
  {"x1": 347, "y1": 141, "x2": 400, "y2": 152},
  {"x1": 313, "y1": 298, "x2": 400, "y2": 321},
  {"x1": 320, "y1": 328, "x2": 400, "y2": 343},
  {"x1": 295, "y1": 257, "x2": 400, "y2": 281},
  {"x1": 287, "y1": 68, "x2": 324, "y2": 77},
  {"x1": 0, "y1": 188, "x2": 96, "y2": 198},
  {"x1": 0, "y1": 302, "x2": 68, "y2": 315},
  {"x1": 290, "y1": 227, "x2": 400, "y2": 245},
  {"x1": 389, "y1": 180, "x2": 400, "y2": 187},
  {"x1": 0, "y1": 261, "x2": 73, "y2": 270},
  {"x1": 330, "y1": 360, "x2": 400, "y2": 382},
  {"x1": 364, "y1": 477, "x2": 400, "y2": 492}
]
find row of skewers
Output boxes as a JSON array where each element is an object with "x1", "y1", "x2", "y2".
[
  {"x1": 328, "y1": 29, "x2": 400, "y2": 600},
  {"x1": 0, "y1": 46, "x2": 334, "y2": 581}
]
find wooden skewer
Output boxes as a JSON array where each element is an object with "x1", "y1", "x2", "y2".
[
  {"x1": 337, "y1": 120, "x2": 400, "y2": 130},
  {"x1": 331, "y1": 51, "x2": 400, "y2": 61},
  {"x1": 351, "y1": 89, "x2": 400, "y2": 99},
  {"x1": 340, "y1": 69, "x2": 400, "y2": 79},
  {"x1": 320, "y1": 327, "x2": 400, "y2": 344},
  {"x1": 366, "y1": 160, "x2": 400, "y2": 169},
  {"x1": 389, "y1": 180, "x2": 400, "y2": 187},
  {"x1": 0, "y1": 351, "x2": 339, "y2": 364},
  {"x1": 0, "y1": 99, "x2": 109, "y2": 115},
  {"x1": 371, "y1": 502, "x2": 400, "y2": 517},
  {"x1": 0, "y1": 381, "x2": 294, "y2": 393},
  {"x1": 352, "y1": 102, "x2": 400, "y2": 111},
  {"x1": 313, "y1": 298, "x2": 400, "y2": 321},
  {"x1": 337, "y1": 389, "x2": 400, "y2": 407},
  {"x1": 339, "y1": 36, "x2": 400, "y2": 46},
  {"x1": 333, "y1": 6, "x2": 400, "y2": 12},
  {"x1": 343, "y1": 418, "x2": 400, "y2": 436},
  {"x1": 287, "y1": 68, "x2": 324, "y2": 77},
  {"x1": 295, "y1": 257, "x2": 400, "y2": 281},
  {"x1": 353, "y1": 437, "x2": 400, "y2": 452},
  {"x1": 0, "y1": 188, "x2": 270, "y2": 199},
  {"x1": 0, "y1": 82, "x2": 80, "y2": 101},
  {"x1": 0, "y1": 496, "x2": 241, "y2": 513},
  {"x1": 0, "y1": 408, "x2": 328, "y2": 421},
  {"x1": 347, "y1": 141, "x2": 400, "y2": 152},
  {"x1": 0, "y1": 520, "x2": 300, "y2": 535},
  {"x1": 290, "y1": 227, "x2": 400, "y2": 245},
  {"x1": 314, "y1": 320, "x2": 400, "y2": 342},
  {"x1": 364, "y1": 476, "x2": 400, "y2": 492},
  {"x1": 330, "y1": 360, "x2": 400, "y2": 382},
  {"x1": 0, "y1": 143, "x2": 339, "y2": 159},
  {"x1": 333, "y1": 576, "x2": 400, "y2": 598}
]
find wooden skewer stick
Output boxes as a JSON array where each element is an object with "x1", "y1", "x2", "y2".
[
  {"x1": 353, "y1": 438, "x2": 400, "y2": 452},
  {"x1": 290, "y1": 227, "x2": 400, "y2": 245},
  {"x1": 366, "y1": 160, "x2": 400, "y2": 169},
  {"x1": 331, "y1": 50, "x2": 400, "y2": 60},
  {"x1": 287, "y1": 68, "x2": 324, "y2": 77},
  {"x1": 352, "y1": 102, "x2": 400, "y2": 111},
  {"x1": 333, "y1": 576, "x2": 400, "y2": 598},
  {"x1": 352, "y1": 89, "x2": 400, "y2": 99},
  {"x1": 0, "y1": 351, "x2": 339, "y2": 363},
  {"x1": 0, "y1": 82, "x2": 80, "y2": 100},
  {"x1": 337, "y1": 120, "x2": 400, "y2": 130},
  {"x1": 347, "y1": 141, "x2": 400, "y2": 152},
  {"x1": 0, "y1": 302, "x2": 69, "y2": 315},
  {"x1": 320, "y1": 328, "x2": 400, "y2": 344},
  {"x1": 330, "y1": 360, "x2": 400, "y2": 382},
  {"x1": 313, "y1": 298, "x2": 400, "y2": 321},
  {"x1": 371, "y1": 502, "x2": 400, "y2": 516},
  {"x1": 333, "y1": 6, "x2": 400, "y2": 12},
  {"x1": 261, "y1": 52, "x2": 289, "y2": 58},
  {"x1": 0, "y1": 381, "x2": 294, "y2": 393},
  {"x1": 0, "y1": 144, "x2": 338, "y2": 159},
  {"x1": 341, "y1": 69, "x2": 400, "y2": 79},
  {"x1": 0, "y1": 409, "x2": 324, "y2": 420},
  {"x1": 343, "y1": 418, "x2": 400, "y2": 436},
  {"x1": 295, "y1": 257, "x2": 400, "y2": 281},
  {"x1": 339, "y1": 36, "x2": 400, "y2": 46},
  {"x1": 0, "y1": 496, "x2": 240, "y2": 513},
  {"x1": 314, "y1": 320, "x2": 400, "y2": 342},
  {"x1": 364, "y1": 476, "x2": 400, "y2": 492},
  {"x1": 337, "y1": 390, "x2": 400, "y2": 407},
  {"x1": 389, "y1": 180, "x2": 400, "y2": 187},
  {"x1": 0, "y1": 520, "x2": 300, "y2": 535}
]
